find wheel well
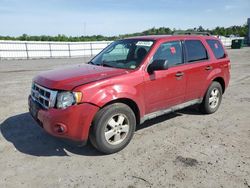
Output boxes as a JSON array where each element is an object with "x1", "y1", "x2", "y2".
[
  {"x1": 102, "y1": 98, "x2": 140, "y2": 125},
  {"x1": 213, "y1": 77, "x2": 225, "y2": 93}
]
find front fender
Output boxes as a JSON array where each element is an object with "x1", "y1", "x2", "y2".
[
  {"x1": 99, "y1": 86, "x2": 143, "y2": 115},
  {"x1": 73, "y1": 70, "x2": 146, "y2": 117},
  {"x1": 80, "y1": 83, "x2": 145, "y2": 117}
]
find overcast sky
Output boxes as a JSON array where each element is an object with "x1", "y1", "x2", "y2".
[{"x1": 0, "y1": 0, "x2": 249, "y2": 36}]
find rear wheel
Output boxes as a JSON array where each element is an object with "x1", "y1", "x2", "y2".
[
  {"x1": 89, "y1": 103, "x2": 136, "y2": 154},
  {"x1": 200, "y1": 81, "x2": 222, "y2": 114}
]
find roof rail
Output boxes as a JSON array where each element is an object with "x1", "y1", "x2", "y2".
[{"x1": 173, "y1": 31, "x2": 211, "y2": 36}]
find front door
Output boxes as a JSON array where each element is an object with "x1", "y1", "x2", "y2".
[{"x1": 143, "y1": 40, "x2": 187, "y2": 114}]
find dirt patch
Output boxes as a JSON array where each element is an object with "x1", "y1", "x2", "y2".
[
  {"x1": 0, "y1": 48, "x2": 250, "y2": 188},
  {"x1": 175, "y1": 156, "x2": 199, "y2": 167}
]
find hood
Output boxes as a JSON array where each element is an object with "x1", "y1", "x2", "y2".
[{"x1": 33, "y1": 64, "x2": 129, "y2": 90}]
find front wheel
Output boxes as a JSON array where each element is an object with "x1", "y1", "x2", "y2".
[
  {"x1": 89, "y1": 103, "x2": 136, "y2": 154},
  {"x1": 200, "y1": 81, "x2": 223, "y2": 114}
]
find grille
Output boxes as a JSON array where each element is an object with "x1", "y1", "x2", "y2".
[{"x1": 31, "y1": 83, "x2": 57, "y2": 109}]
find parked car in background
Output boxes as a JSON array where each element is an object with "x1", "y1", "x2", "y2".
[{"x1": 29, "y1": 35, "x2": 230, "y2": 154}]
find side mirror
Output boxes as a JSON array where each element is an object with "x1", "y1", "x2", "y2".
[{"x1": 148, "y1": 59, "x2": 168, "y2": 74}]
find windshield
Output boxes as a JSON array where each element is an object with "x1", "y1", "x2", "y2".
[{"x1": 90, "y1": 39, "x2": 154, "y2": 69}]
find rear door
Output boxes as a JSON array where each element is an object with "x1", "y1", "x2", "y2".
[{"x1": 183, "y1": 39, "x2": 212, "y2": 101}]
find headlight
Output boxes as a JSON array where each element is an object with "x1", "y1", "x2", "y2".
[{"x1": 56, "y1": 91, "x2": 82, "y2": 109}]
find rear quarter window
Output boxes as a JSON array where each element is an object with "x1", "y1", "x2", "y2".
[
  {"x1": 206, "y1": 39, "x2": 226, "y2": 59},
  {"x1": 184, "y1": 40, "x2": 208, "y2": 63}
]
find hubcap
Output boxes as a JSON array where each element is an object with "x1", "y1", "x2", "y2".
[
  {"x1": 209, "y1": 88, "x2": 220, "y2": 109},
  {"x1": 104, "y1": 114, "x2": 129, "y2": 145}
]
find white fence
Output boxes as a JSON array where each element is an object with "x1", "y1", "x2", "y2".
[
  {"x1": 0, "y1": 40, "x2": 111, "y2": 60},
  {"x1": 0, "y1": 37, "x2": 245, "y2": 60}
]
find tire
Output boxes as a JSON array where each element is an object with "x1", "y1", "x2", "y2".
[
  {"x1": 89, "y1": 103, "x2": 136, "y2": 154},
  {"x1": 200, "y1": 81, "x2": 223, "y2": 114}
]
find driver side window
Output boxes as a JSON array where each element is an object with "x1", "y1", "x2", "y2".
[{"x1": 152, "y1": 41, "x2": 183, "y2": 68}]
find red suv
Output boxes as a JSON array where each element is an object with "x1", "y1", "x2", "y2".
[{"x1": 29, "y1": 35, "x2": 230, "y2": 154}]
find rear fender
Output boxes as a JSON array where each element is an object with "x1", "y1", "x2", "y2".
[{"x1": 203, "y1": 68, "x2": 224, "y2": 96}]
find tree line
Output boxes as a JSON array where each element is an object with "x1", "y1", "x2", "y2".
[{"x1": 0, "y1": 24, "x2": 248, "y2": 42}]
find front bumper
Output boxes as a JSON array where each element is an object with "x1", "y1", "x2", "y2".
[{"x1": 28, "y1": 96, "x2": 99, "y2": 143}]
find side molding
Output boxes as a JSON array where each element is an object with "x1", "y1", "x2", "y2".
[{"x1": 140, "y1": 99, "x2": 202, "y2": 124}]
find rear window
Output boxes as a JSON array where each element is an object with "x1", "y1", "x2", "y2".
[
  {"x1": 206, "y1": 39, "x2": 226, "y2": 59},
  {"x1": 184, "y1": 40, "x2": 208, "y2": 63}
]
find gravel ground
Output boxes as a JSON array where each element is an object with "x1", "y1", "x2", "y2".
[{"x1": 0, "y1": 48, "x2": 250, "y2": 188}]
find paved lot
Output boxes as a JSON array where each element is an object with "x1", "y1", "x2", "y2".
[{"x1": 0, "y1": 49, "x2": 250, "y2": 188}]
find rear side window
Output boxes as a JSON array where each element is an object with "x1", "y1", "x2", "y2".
[
  {"x1": 184, "y1": 40, "x2": 208, "y2": 63},
  {"x1": 206, "y1": 39, "x2": 226, "y2": 59}
]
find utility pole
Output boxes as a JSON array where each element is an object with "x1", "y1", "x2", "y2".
[{"x1": 248, "y1": 18, "x2": 250, "y2": 45}]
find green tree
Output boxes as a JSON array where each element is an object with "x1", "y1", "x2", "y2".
[{"x1": 0, "y1": 23, "x2": 248, "y2": 42}]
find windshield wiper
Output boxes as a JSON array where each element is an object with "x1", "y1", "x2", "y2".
[
  {"x1": 88, "y1": 61, "x2": 95, "y2": 65},
  {"x1": 102, "y1": 62, "x2": 114, "y2": 68},
  {"x1": 100, "y1": 60, "x2": 114, "y2": 68},
  {"x1": 88, "y1": 61, "x2": 103, "y2": 67},
  {"x1": 89, "y1": 60, "x2": 115, "y2": 68}
]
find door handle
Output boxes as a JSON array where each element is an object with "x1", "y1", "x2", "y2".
[
  {"x1": 205, "y1": 66, "x2": 213, "y2": 71},
  {"x1": 175, "y1": 72, "x2": 184, "y2": 77}
]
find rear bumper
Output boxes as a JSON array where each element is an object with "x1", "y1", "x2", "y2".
[{"x1": 28, "y1": 96, "x2": 99, "y2": 143}]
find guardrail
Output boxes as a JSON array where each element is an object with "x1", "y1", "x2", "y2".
[
  {"x1": 0, "y1": 40, "x2": 112, "y2": 60},
  {"x1": 0, "y1": 37, "x2": 245, "y2": 60}
]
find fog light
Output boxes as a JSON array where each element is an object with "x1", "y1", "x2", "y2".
[{"x1": 54, "y1": 123, "x2": 67, "y2": 134}]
